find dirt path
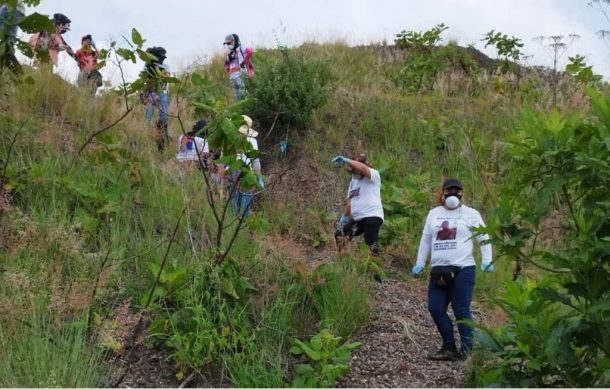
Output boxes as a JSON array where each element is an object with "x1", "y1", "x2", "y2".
[
  {"x1": 337, "y1": 276, "x2": 472, "y2": 388},
  {"x1": 109, "y1": 244, "x2": 485, "y2": 388}
]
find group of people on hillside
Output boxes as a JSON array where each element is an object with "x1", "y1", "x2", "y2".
[
  {"x1": 2, "y1": 3, "x2": 494, "y2": 365},
  {"x1": 21, "y1": 12, "x2": 102, "y2": 95},
  {"x1": 331, "y1": 155, "x2": 494, "y2": 362}
]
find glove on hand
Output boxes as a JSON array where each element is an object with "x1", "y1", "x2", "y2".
[
  {"x1": 331, "y1": 156, "x2": 350, "y2": 166},
  {"x1": 411, "y1": 264, "x2": 424, "y2": 277},
  {"x1": 338, "y1": 214, "x2": 352, "y2": 228},
  {"x1": 257, "y1": 175, "x2": 265, "y2": 190},
  {"x1": 481, "y1": 260, "x2": 494, "y2": 272}
]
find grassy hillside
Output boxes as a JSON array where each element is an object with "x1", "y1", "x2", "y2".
[{"x1": 1, "y1": 36, "x2": 608, "y2": 387}]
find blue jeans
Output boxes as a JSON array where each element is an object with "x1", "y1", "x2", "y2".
[
  {"x1": 427, "y1": 265, "x2": 476, "y2": 352},
  {"x1": 145, "y1": 91, "x2": 169, "y2": 126},
  {"x1": 230, "y1": 75, "x2": 247, "y2": 101}
]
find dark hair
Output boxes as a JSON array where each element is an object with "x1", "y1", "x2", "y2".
[
  {"x1": 145, "y1": 46, "x2": 167, "y2": 64},
  {"x1": 81, "y1": 34, "x2": 92, "y2": 44},
  {"x1": 188, "y1": 119, "x2": 207, "y2": 137},
  {"x1": 353, "y1": 153, "x2": 373, "y2": 168},
  {"x1": 53, "y1": 13, "x2": 70, "y2": 26}
]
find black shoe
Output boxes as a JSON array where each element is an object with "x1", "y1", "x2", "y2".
[
  {"x1": 427, "y1": 347, "x2": 459, "y2": 361},
  {"x1": 457, "y1": 350, "x2": 470, "y2": 361}
]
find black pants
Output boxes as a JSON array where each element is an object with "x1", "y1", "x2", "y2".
[{"x1": 335, "y1": 216, "x2": 383, "y2": 255}]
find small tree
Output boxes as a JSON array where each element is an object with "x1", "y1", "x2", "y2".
[
  {"x1": 245, "y1": 46, "x2": 333, "y2": 141},
  {"x1": 394, "y1": 23, "x2": 450, "y2": 93},
  {"x1": 565, "y1": 54, "x2": 603, "y2": 85},
  {"x1": 472, "y1": 88, "x2": 610, "y2": 387},
  {"x1": 533, "y1": 34, "x2": 580, "y2": 107},
  {"x1": 482, "y1": 30, "x2": 524, "y2": 74}
]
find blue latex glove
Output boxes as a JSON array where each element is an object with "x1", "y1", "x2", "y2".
[
  {"x1": 338, "y1": 214, "x2": 352, "y2": 228},
  {"x1": 481, "y1": 260, "x2": 494, "y2": 272},
  {"x1": 331, "y1": 156, "x2": 350, "y2": 166},
  {"x1": 411, "y1": 264, "x2": 424, "y2": 277}
]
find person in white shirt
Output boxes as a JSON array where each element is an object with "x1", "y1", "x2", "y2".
[
  {"x1": 176, "y1": 119, "x2": 209, "y2": 169},
  {"x1": 411, "y1": 178, "x2": 494, "y2": 361},
  {"x1": 331, "y1": 154, "x2": 384, "y2": 256},
  {"x1": 230, "y1": 115, "x2": 263, "y2": 216}
]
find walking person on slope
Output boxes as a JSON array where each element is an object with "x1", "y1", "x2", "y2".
[
  {"x1": 229, "y1": 115, "x2": 263, "y2": 217},
  {"x1": 28, "y1": 13, "x2": 77, "y2": 68},
  {"x1": 140, "y1": 46, "x2": 170, "y2": 151},
  {"x1": 75, "y1": 34, "x2": 102, "y2": 96},
  {"x1": 411, "y1": 178, "x2": 494, "y2": 361},
  {"x1": 331, "y1": 154, "x2": 384, "y2": 257},
  {"x1": 223, "y1": 33, "x2": 254, "y2": 101}
]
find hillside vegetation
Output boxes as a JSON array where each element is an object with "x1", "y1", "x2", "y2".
[{"x1": 1, "y1": 20, "x2": 609, "y2": 388}]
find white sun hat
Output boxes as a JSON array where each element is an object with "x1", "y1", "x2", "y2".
[{"x1": 238, "y1": 115, "x2": 258, "y2": 137}]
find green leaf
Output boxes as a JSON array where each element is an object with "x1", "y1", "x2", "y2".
[
  {"x1": 18, "y1": 12, "x2": 53, "y2": 33},
  {"x1": 221, "y1": 279, "x2": 239, "y2": 299},
  {"x1": 131, "y1": 28, "x2": 145, "y2": 47},
  {"x1": 117, "y1": 48, "x2": 136, "y2": 63},
  {"x1": 292, "y1": 339, "x2": 321, "y2": 361}
]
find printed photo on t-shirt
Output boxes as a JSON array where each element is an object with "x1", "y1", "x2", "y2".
[
  {"x1": 349, "y1": 187, "x2": 361, "y2": 199},
  {"x1": 436, "y1": 220, "x2": 457, "y2": 241}
]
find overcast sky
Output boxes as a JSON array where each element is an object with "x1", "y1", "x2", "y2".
[{"x1": 21, "y1": 0, "x2": 610, "y2": 84}]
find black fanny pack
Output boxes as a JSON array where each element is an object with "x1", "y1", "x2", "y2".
[{"x1": 430, "y1": 265, "x2": 461, "y2": 287}]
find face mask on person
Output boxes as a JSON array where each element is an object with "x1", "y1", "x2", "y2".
[
  {"x1": 444, "y1": 193, "x2": 462, "y2": 209},
  {"x1": 227, "y1": 44, "x2": 234, "y2": 51}
]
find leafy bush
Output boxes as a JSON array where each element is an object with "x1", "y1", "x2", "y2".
[
  {"x1": 245, "y1": 47, "x2": 333, "y2": 139},
  {"x1": 289, "y1": 329, "x2": 362, "y2": 388},
  {"x1": 470, "y1": 88, "x2": 610, "y2": 387},
  {"x1": 393, "y1": 23, "x2": 480, "y2": 93}
]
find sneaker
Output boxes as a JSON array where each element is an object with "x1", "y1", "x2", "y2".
[
  {"x1": 427, "y1": 347, "x2": 459, "y2": 361},
  {"x1": 457, "y1": 350, "x2": 471, "y2": 362}
]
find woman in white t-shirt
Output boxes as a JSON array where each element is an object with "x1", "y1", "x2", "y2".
[
  {"x1": 411, "y1": 178, "x2": 494, "y2": 361},
  {"x1": 331, "y1": 153, "x2": 384, "y2": 256}
]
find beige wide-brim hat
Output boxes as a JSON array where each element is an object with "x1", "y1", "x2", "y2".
[{"x1": 238, "y1": 115, "x2": 258, "y2": 137}]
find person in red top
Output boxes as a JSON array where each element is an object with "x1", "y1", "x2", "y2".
[{"x1": 75, "y1": 34, "x2": 102, "y2": 96}]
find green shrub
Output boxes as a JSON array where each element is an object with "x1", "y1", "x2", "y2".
[
  {"x1": 470, "y1": 89, "x2": 610, "y2": 387},
  {"x1": 289, "y1": 329, "x2": 362, "y2": 388},
  {"x1": 246, "y1": 47, "x2": 333, "y2": 139}
]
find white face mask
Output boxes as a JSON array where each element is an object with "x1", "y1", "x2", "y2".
[
  {"x1": 444, "y1": 195, "x2": 461, "y2": 209},
  {"x1": 227, "y1": 44, "x2": 234, "y2": 51}
]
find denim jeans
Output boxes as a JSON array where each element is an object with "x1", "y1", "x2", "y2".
[
  {"x1": 145, "y1": 91, "x2": 169, "y2": 126},
  {"x1": 230, "y1": 75, "x2": 247, "y2": 101},
  {"x1": 427, "y1": 265, "x2": 476, "y2": 352}
]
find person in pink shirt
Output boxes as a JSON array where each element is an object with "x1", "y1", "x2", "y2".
[
  {"x1": 223, "y1": 33, "x2": 254, "y2": 101},
  {"x1": 28, "y1": 13, "x2": 76, "y2": 67},
  {"x1": 75, "y1": 34, "x2": 102, "y2": 95}
]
